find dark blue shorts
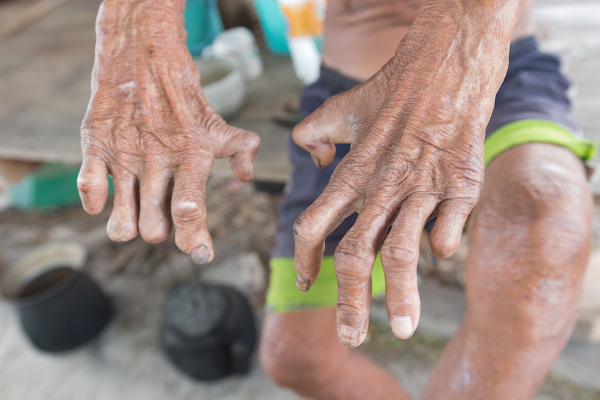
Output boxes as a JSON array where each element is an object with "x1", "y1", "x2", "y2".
[{"x1": 266, "y1": 35, "x2": 595, "y2": 312}]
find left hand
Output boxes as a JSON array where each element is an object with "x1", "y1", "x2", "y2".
[{"x1": 291, "y1": 1, "x2": 518, "y2": 347}]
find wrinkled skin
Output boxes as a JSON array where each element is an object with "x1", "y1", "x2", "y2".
[
  {"x1": 292, "y1": 0, "x2": 522, "y2": 346},
  {"x1": 81, "y1": 0, "x2": 593, "y2": 398},
  {"x1": 78, "y1": 0, "x2": 260, "y2": 263},
  {"x1": 79, "y1": 0, "x2": 523, "y2": 345}
]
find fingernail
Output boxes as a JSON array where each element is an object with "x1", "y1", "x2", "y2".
[
  {"x1": 191, "y1": 245, "x2": 210, "y2": 265},
  {"x1": 338, "y1": 325, "x2": 361, "y2": 348},
  {"x1": 248, "y1": 165, "x2": 254, "y2": 181},
  {"x1": 391, "y1": 316, "x2": 415, "y2": 339},
  {"x1": 296, "y1": 275, "x2": 310, "y2": 292},
  {"x1": 311, "y1": 154, "x2": 323, "y2": 169}
]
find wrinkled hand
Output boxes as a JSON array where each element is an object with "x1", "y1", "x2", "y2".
[
  {"x1": 292, "y1": 2, "x2": 519, "y2": 347},
  {"x1": 78, "y1": 0, "x2": 259, "y2": 263}
]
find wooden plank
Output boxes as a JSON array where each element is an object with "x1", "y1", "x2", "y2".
[
  {"x1": 0, "y1": 0, "x2": 99, "y2": 164},
  {"x1": 0, "y1": 0, "x2": 76, "y2": 39},
  {"x1": 0, "y1": 0, "x2": 297, "y2": 182},
  {"x1": 4, "y1": 0, "x2": 597, "y2": 184}
]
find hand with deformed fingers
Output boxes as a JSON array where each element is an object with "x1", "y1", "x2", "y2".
[
  {"x1": 78, "y1": 0, "x2": 259, "y2": 264},
  {"x1": 292, "y1": 0, "x2": 524, "y2": 347}
]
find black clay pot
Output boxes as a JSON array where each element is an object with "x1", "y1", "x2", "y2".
[
  {"x1": 160, "y1": 282, "x2": 257, "y2": 381},
  {"x1": 0, "y1": 243, "x2": 112, "y2": 353}
]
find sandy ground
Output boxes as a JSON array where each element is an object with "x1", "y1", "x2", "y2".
[
  {"x1": 2, "y1": 0, "x2": 600, "y2": 398},
  {"x1": 1, "y1": 177, "x2": 600, "y2": 400}
]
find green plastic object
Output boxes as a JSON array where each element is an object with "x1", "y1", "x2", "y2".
[
  {"x1": 9, "y1": 163, "x2": 114, "y2": 210},
  {"x1": 185, "y1": 0, "x2": 223, "y2": 56}
]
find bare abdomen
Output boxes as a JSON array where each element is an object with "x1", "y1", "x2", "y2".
[{"x1": 322, "y1": 0, "x2": 423, "y2": 80}]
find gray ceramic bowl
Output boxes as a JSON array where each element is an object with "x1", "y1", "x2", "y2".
[{"x1": 195, "y1": 58, "x2": 246, "y2": 119}]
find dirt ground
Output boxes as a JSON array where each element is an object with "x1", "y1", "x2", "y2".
[{"x1": 1, "y1": 176, "x2": 599, "y2": 399}]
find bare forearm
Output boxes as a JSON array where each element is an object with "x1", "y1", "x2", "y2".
[
  {"x1": 93, "y1": 0, "x2": 187, "y2": 76},
  {"x1": 80, "y1": 0, "x2": 260, "y2": 261},
  {"x1": 293, "y1": 0, "x2": 526, "y2": 348}
]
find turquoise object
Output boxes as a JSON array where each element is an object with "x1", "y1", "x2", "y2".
[
  {"x1": 253, "y1": 0, "x2": 290, "y2": 55},
  {"x1": 185, "y1": 0, "x2": 224, "y2": 56},
  {"x1": 9, "y1": 163, "x2": 114, "y2": 210},
  {"x1": 252, "y1": 0, "x2": 324, "y2": 55}
]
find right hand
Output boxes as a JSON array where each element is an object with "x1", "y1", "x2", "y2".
[{"x1": 77, "y1": 0, "x2": 260, "y2": 264}]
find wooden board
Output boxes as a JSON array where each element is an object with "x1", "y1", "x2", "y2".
[
  {"x1": 0, "y1": 0, "x2": 298, "y2": 183},
  {"x1": 2, "y1": 0, "x2": 599, "y2": 185},
  {"x1": 0, "y1": 0, "x2": 98, "y2": 164}
]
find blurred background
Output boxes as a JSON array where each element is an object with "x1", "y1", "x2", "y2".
[{"x1": 0, "y1": 0, "x2": 599, "y2": 399}]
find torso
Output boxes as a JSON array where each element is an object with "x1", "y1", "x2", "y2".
[
  {"x1": 321, "y1": 0, "x2": 533, "y2": 81},
  {"x1": 322, "y1": 0, "x2": 424, "y2": 81}
]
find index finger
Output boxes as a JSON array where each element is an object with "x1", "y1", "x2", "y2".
[{"x1": 294, "y1": 184, "x2": 356, "y2": 291}]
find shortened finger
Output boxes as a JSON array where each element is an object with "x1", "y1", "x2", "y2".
[
  {"x1": 294, "y1": 185, "x2": 356, "y2": 292},
  {"x1": 77, "y1": 157, "x2": 109, "y2": 215},
  {"x1": 292, "y1": 95, "x2": 353, "y2": 168},
  {"x1": 138, "y1": 164, "x2": 173, "y2": 244},
  {"x1": 218, "y1": 126, "x2": 261, "y2": 182},
  {"x1": 171, "y1": 157, "x2": 214, "y2": 264},
  {"x1": 429, "y1": 197, "x2": 476, "y2": 259},
  {"x1": 334, "y1": 201, "x2": 397, "y2": 347},
  {"x1": 107, "y1": 168, "x2": 140, "y2": 243},
  {"x1": 381, "y1": 196, "x2": 437, "y2": 340}
]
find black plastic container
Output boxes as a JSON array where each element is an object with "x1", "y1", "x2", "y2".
[
  {"x1": 1, "y1": 243, "x2": 112, "y2": 353},
  {"x1": 160, "y1": 282, "x2": 257, "y2": 381}
]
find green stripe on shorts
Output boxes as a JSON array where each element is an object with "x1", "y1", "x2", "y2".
[
  {"x1": 484, "y1": 119, "x2": 597, "y2": 166},
  {"x1": 266, "y1": 255, "x2": 386, "y2": 312}
]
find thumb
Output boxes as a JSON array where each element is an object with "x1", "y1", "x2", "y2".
[
  {"x1": 292, "y1": 93, "x2": 354, "y2": 168},
  {"x1": 217, "y1": 124, "x2": 261, "y2": 183}
]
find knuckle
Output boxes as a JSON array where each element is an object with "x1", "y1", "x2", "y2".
[
  {"x1": 202, "y1": 112, "x2": 225, "y2": 133},
  {"x1": 77, "y1": 173, "x2": 104, "y2": 194},
  {"x1": 293, "y1": 216, "x2": 320, "y2": 241},
  {"x1": 336, "y1": 263, "x2": 372, "y2": 283},
  {"x1": 335, "y1": 241, "x2": 374, "y2": 281},
  {"x1": 194, "y1": 155, "x2": 213, "y2": 172},
  {"x1": 172, "y1": 199, "x2": 205, "y2": 222},
  {"x1": 381, "y1": 240, "x2": 418, "y2": 268},
  {"x1": 244, "y1": 131, "x2": 261, "y2": 153},
  {"x1": 336, "y1": 302, "x2": 368, "y2": 324}
]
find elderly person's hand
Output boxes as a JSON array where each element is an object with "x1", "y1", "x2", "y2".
[
  {"x1": 77, "y1": 0, "x2": 259, "y2": 264},
  {"x1": 292, "y1": 0, "x2": 523, "y2": 347}
]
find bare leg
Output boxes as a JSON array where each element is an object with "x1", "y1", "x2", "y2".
[
  {"x1": 260, "y1": 308, "x2": 411, "y2": 400},
  {"x1": 422, "y1": 143, "x2": 593, "y2": 399}
]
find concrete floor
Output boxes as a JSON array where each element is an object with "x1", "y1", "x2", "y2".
[
  {"x1": 2, "y1": 273, "x2": 599, "y2": 400},
  {"x1": 2, "y1": 0, "x2": 600, "y2": 399}
]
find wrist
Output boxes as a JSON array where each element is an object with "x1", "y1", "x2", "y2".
[
  {"x1": 418, "y1": 0, "x2": 524, "y2": 42},
  {"x1": 387, "y1": 0, "x2": 524, "y2": 78},
  {"x1": 98, "y1": 0, "x2": 186, "y2": 32},
  {"x1": 97, "y1": 0, "x2": 187, "y2": 49}
]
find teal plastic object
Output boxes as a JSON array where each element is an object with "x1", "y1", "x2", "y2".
[
  {"x1": 9, "y1": 163, "x2": 114, "y2": 210},
  {"x1": 253, "y1": 0, "x2": 290, "y2": 55},
  {"x1": 185, "y1": 0, "x2": 224, "y2": 56}
]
